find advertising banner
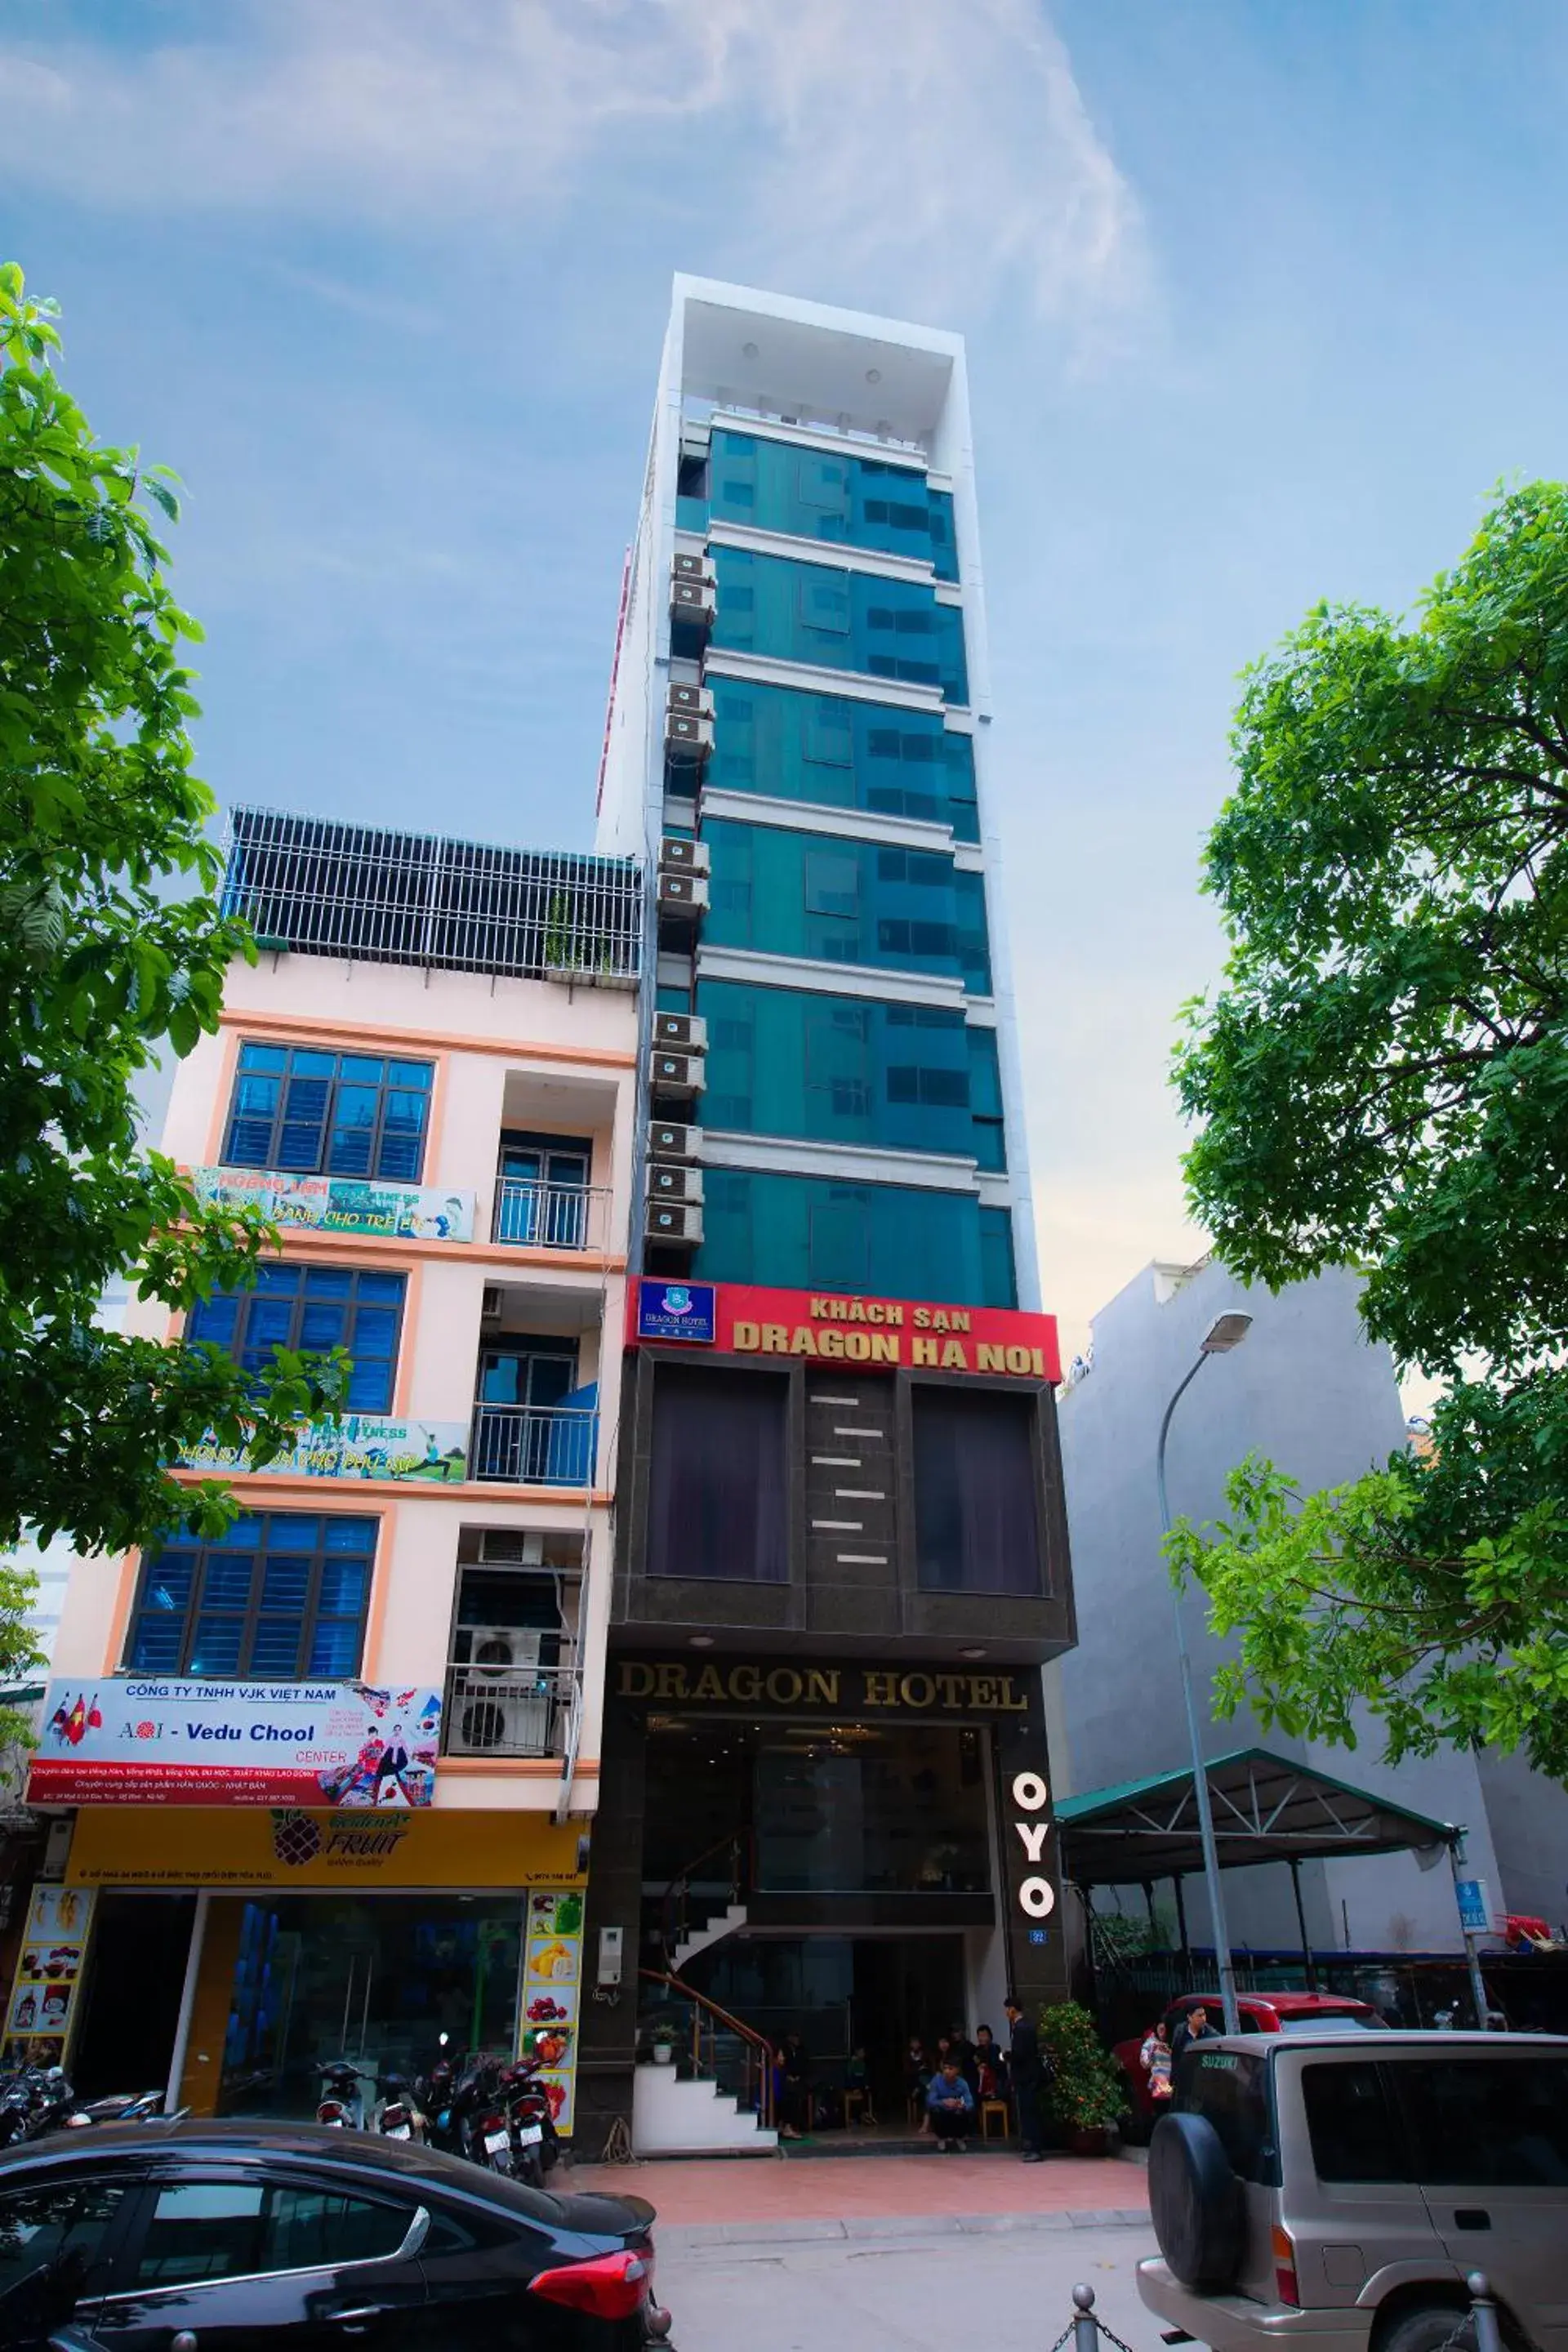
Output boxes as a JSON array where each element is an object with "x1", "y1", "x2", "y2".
[
  {"x1": 627, "y1": 1278, "x2": 1060, "y2": 1383},
  {"x1": 2, "y1": 1886, "x2": 95, "y2": 2070},
  {"x1": 28, "y1": 1679, "x2": 443, "y2": 1809},
  {"x1": 522, "y1": 1886, "x2": 586, "y2": 2135},
  {"x1": 191, "y1": 1166, "x2": 475, "y2": 1243},
  {"x1": 180, "y1": 1414, "x2": 470, "y2": 1484},
  {"x1": 65, "y1": 1806, "x2": 590, "y2": 1891}
]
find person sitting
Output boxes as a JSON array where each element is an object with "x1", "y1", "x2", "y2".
[
  {"x1": 924, "y1": 2057, "x2": 976, "y2": 2151},
  {"x1": 845, "y1": 2045, "x2": 877, "y2": 2125},
  {"x1": 973, "y1": 2022, "x2": 1006, "y2": 2099}
]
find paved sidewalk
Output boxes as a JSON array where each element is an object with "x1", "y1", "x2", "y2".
[{"x1": 570, "y1": 2151, "x2": 1149, "y2": 2242}]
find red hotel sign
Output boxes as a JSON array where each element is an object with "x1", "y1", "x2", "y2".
[{"x1": 629, "y1": 1279, "x2": 1060, "y2": 1383}]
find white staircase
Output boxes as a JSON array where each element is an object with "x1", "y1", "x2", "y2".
[
  {"x1": 633, "y1": 2061, "x2": 778, "y2": 2156},
  {"x1": 670, "y1": 1901, "x2": 747, "y2": 1971}
]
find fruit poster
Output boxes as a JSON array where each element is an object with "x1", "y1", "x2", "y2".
[
  {"x1": 522, "y1": 1887, "x2": 584, "y2": 2135},
  {"x1": 2, "y1": 1886, "x2": 95, "y2": 2069}
]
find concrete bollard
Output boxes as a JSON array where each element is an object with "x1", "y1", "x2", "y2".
[
  {"x1": 1072, "y1": 2282, "x2": 1099, "y2": 2352},
  {"x1": 1468, "y1": 2273, "x2": 1503, "y2": 2352}
]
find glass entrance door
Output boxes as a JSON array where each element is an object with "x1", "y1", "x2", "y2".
[
  {"x1": 495, "y1": 1142, "x2": 590, "y2": 1248},
  {"x1": 216, "y1": 1895, "x2": 523, "y2": 2118}
]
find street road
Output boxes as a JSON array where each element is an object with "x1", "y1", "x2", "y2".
[{"x1": 662, "y1": 2219, "x2": 1161, "y2": 2352}]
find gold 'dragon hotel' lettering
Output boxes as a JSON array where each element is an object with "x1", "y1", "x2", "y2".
[
  {"x1": 730, "y1": 1298, "x2": 1047, "y2": 1379},
  {"x1": 617, "y1": 1661, "x2": 1028, "y2": 1711}
]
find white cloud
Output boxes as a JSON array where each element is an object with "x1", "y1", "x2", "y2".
[{"x1": 0, "y1": 0, "x2": 1146, "y2": 332}]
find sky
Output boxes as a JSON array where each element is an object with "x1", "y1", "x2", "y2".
[{"x1": 4, "y1": 0, "x2": 1566, "y2": 1365}]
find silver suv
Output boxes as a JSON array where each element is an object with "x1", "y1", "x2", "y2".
[{"x1": 1137, "y1": 2031, "x2": 1568, "y2": 2352}]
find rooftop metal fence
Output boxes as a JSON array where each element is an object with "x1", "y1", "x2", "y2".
[{"x1": 222, "y1": 807, "x2": 641, "y2": 985}]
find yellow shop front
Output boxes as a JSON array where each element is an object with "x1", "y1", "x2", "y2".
[{"x1": 55, "y1": 1808, "x2": 589, "y2": 2133}]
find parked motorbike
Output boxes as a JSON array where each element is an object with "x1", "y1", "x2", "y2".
[
  {"x1": 374, "y1": 2070, "x2": 427, "y2": 2143},
  {"x1": 314, "y1": 2058, "x2": 372, "y2": 2129},
  {"x1": 499, "y1": 2059, "x2": 560, "y2": 2189},
  {"x1": 0, "y1": 2065, "x2": 78, "y2": 2144}
]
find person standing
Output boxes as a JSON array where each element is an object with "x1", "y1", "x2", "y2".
[
  {"x1": 1138, "y1": 2018, "x2": 1173, "y2": 2105},
  {"x1": 1004, "y1": 1997, "x2": 1047, "y2": 2162},
  {"x1": 1169, "y1": 2004, "x2": 1218, "y2": 2069}
]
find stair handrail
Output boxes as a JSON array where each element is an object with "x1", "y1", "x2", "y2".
[
  {"x1": 639, "y1": 1966, "x2": 775, "y2": 2131},
  {"x1": 660, "y1": 1824, "x2": 755, "y2": 1956}
]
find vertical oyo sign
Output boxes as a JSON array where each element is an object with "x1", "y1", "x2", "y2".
[{"x1": 1012, "y1": 1771, "x2": 1055, "y2": 1919}]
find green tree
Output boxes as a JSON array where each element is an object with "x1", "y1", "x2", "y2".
[
  {"x1": 0, "y1": 264, "x2": 345, "y2": 1568},
  {"x1": 1172, "y1": 482, "x2": 1568, "y2": 1780},
  {"x1": 0, "y1": 1557, "x2": 47, "y2": 1760}
]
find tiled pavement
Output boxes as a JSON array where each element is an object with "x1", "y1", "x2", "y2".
[{"x1": 570, "y1": 2150, "x2": 1150, "y2": 2243}]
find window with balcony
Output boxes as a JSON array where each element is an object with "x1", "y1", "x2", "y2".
[
  {"x1": 912, "y1": 1388, "x2": 1042, "y2": 1596},
  {"x1": 187, "y1": 1265, "x2": 406, "y2": 1414},
  {"x1": 709, "y1": 681, "x2": 979, "y2": 839},
  {"x1": 492, "y1": 1132, "x2": 595, "y2": 1249},
  {"x1": 707, "y1": 430, "x2": 960, "y2": 580},
  {"x1": 702, "y1": 819, "x2": 991, "y2": 991},
  {"x1": 472, "y1": 1340, "x2": 596, "y2": 1486},
  {"x1": 444, "y1": 1564, "x2": 575, "y2": 1757},
  {"x1": 222, "y1": 1043, "x2": 433, "y2": 1181},
  {"x1": 709, "y1": 548, "x2": 969, "y2": 704},
  {"x1": 125, "y1": 1513, "x2": 377, "y2": 1677}
]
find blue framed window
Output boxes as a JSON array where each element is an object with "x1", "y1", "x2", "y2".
[
  {"x1": 222, "y1": 1043, "x2": 433, "y2": 1181},
  {"x1": 708, "y1": 430, "x2": 960, "y2": 580},
  {"x1": 125, "y1": 1513, "x2": 377, "y2": 1678},
  {"x1": 710, "y1": 549, "x2": 969, "y2": 704},
  {"x1": 187, "y1": 1265, "x2": 406, "y2": 1414},
  {"x1": 702, "y1": 820, "x2": 991, "y2": 992},
  {"x1": 694, "y1": 1171, "x2": 1017, "y2": 1307}
]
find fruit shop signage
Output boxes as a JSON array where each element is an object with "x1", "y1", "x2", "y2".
[
  {"x1": 2, "y1": 1886, "x2": 94, "y2": 2072},
  {"x1": 65, "y1": 1806, "x2": 589, "y2": 1891},
  {"x1": 28, "y1": 1679, "x2": 443, "y2": 1809}
]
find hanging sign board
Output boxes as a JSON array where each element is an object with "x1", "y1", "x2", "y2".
[
  {"x1": 2, "y1": 1886, "x2": 95, "y2": 2070},
  {"x1": 28, "y1": 1680, "x2": 443, "y2": 1808},
  {"x1": 627, "y1": 1278, "x2": 1060, "y2": 1382}
]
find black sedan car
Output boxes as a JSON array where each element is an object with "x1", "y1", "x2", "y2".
[{"x1": 0, "y1": 2118, "x2": 667, "y2": 2352}]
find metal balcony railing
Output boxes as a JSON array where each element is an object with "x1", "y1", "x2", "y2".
[
  {"x1": 442, "y1": 1664, "x2": 577, "y2": 1758},
  {"x1": 221, "y1": 808, "x2": 641, "y2": 985},
  {"x1": 491, "y1": 1180, "x2": 612, "y2": 1251},
  {"x1": 469, "y1": 1403, "x2": 598, "y2": 1486}
]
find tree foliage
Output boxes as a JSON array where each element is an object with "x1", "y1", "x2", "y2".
[
  {"x1": 1173, "y1": 483, "x2": 1568, "y2": 1778},
  {"x1": 0, "y1": 263, "x2": 345, "y2": 1565}
]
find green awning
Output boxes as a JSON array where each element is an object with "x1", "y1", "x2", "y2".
[{"x1": 1055, "y1": 1746, "x2": 1454, "y2": 1886}]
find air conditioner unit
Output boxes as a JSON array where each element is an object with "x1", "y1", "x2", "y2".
[
  {"x1": 664, "y1": 710, "x2": 715, "y2": 764},
  {"x1": 647, "y1": 1160, "x2": 704, "y2": 1206},
  {"x1": 481, "y1": 1285, "x2": 504, "y2": 1321},
  {"x1": 644, "y1": 1199, "x2": 704, "y2": 1245},
  {"x1": 670, "y1": 578, "x2": 717, "y2": 626},
  {"x1": 648, "y1": 1120, "x2": 703, "y2": 1162},
  {"x1": 672, "y1": 550, "x2": 715, "y2": 586},
  {"x1": 659, "y1": 835, "x2": 711, "y2": 877},
  {"x1": 669, "y1": 681, "x2": 715, "y2": 720},
  {"x1": 648, "y1": 1049, "x2": 706, "y2": 1097},
  {"x1": 656, "y1": 871, "x2": 710, "y2": 918},
  {"x1": 477, "y1": 1530, "x2": 546, "y2": 1567},
  {"x1": 462, "y1": 1626, "x2": 544, "y2": 1673},
  {"x1": 653, "y1": 1011, "x2": 708, "y2": 1052}
]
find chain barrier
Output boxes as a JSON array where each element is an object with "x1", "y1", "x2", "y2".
[{"x1": 1057, "y1": 2269, "x2": 1501, "y2": 2352}]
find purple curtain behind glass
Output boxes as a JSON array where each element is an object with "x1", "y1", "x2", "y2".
[
  {"x1": 648, "y1": 1367, "x2": 789, "y2": 1582},
  {"x1": 913, "y1": 1388, "x2": 1041, "y2": 1594}
]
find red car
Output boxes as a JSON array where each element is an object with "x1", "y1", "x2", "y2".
[{"x1": 1113, "y1": 1989, "x2": 1386, "y2": 2136}]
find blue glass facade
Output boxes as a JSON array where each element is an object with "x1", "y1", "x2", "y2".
[
  {"x1": 705, "y1": 679, "x2": 979, "y2": 841},
  {"x1": 708, "y1": 547, "x2": 969, "y2": 704},
  {"x1": 697, "y1": 1169, "x2": 1015, "y2": 1307},
  {"x1": 699, "y1": 979, "x2": 1004, "y2": 1169},
  {"x1": 702, "y1": 818, "x2": 991, "y2": 993},
  {"x1": 702, "y1": 429, "x2": 959, "y2": 580}
]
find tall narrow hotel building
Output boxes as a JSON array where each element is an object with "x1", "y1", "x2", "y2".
[{"x1": 583, "y1": 281, "x2": 1076, "y2": 2150}]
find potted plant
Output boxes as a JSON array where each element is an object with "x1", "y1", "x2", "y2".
[
  {"x1": 1037, "y1": 2000, "x2": 1127, "y2": 2156},
  {"x1": 648, "y1": 2021, "x2": 677, "y2": 2066}
]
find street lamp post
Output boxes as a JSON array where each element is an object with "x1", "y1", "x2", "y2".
[{"x1": 1156, "y1": 1310, "x2": 1253, "y2": 2038}]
